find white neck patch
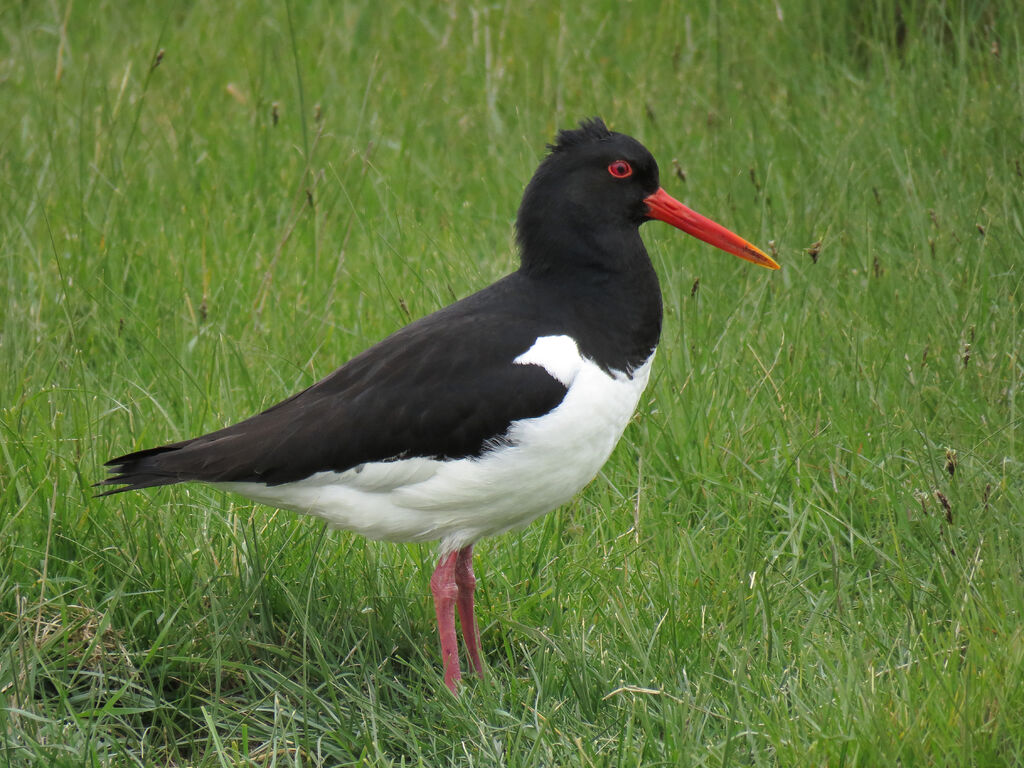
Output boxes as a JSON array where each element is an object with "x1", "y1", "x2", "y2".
[{"x1": 513, "y1": 335, "x2": 583, "y2": 387}]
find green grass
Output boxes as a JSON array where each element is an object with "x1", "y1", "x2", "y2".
[{"x1": 2, "y1": 0, "x2": 1023, "y2": 764}]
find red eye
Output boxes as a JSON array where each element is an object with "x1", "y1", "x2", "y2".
[{"x1": 608, "y1": 160, "x2": 633, "y2": 178}]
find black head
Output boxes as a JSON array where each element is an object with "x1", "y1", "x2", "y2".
[
  {"x1": 515, "y1": 117, "x2": 780, "y2": 275},
  {"x1": 516, "y1": 118, "x2": 662, "y2": 273}
]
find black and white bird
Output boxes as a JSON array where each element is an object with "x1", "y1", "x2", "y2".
[{"x1": 99, "y1": 117, "x2": 779, "y2": 693}]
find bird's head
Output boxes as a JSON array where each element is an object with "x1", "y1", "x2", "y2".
[{"x1": 516, "y1": 117, "x2": 779, "y2": 272}]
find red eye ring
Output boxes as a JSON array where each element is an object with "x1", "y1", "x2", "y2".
[{"x1": 608, "y1": 160, "x2": 633, "y2": 178}]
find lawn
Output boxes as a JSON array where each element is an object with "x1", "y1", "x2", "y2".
[{"x1": 2, "y1": 0, "x2": 1023, "y2": 765}]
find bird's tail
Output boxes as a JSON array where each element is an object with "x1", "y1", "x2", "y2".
[{"x1": 95, "y1": 442, "x2": 194, "y2": 496}]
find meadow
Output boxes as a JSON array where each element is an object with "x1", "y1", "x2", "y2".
[{"x1": 2, "y1": 0, "x2": 1023, "y2": 765}]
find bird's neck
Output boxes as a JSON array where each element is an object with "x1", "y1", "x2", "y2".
[
  {"x1": 515, "y1": 230, "x2": 663, "y2": 373},
  {"x1": 517, "y1": 210, "x2": 647, "y2": 274}
]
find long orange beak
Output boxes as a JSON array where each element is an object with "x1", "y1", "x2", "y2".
[{"x1": 644, "y1": 187, "x2": 780, "y2": 269}]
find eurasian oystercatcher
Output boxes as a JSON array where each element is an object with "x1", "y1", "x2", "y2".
[{"x1": 99, "y1": 117, "x2": 779, "y2": 693}]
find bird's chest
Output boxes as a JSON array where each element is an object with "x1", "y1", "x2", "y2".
[
  {"x1": 492, "y1": 349, "x2": 653, "y2": 506},
  {"x1": 505, "y1": 341, "x2": 654, "y2": 475},
  {"x1": 396, "y1": 338, "x2": 655, "y2": 540}
]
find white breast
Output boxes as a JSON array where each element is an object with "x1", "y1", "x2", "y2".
[{"x1": 218, "y1": 336, "x2": 654, "y2": 555}]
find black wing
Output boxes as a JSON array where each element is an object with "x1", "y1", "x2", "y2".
[{"x1": 98, "y1": 280, "x2": 568, "y2": 494}]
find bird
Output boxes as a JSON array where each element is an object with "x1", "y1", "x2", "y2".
[{"x1": 98, "y1": 117, "x2": 780, "y2": 693}]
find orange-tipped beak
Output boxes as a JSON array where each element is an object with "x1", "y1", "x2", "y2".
[{"x1": 644, "y1": 187, "x2": 780, "y2": 269}]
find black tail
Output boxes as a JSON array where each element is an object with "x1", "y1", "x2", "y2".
[
  {"x1": 95, "y1": 441, "x2": 194, "y2": 496},
  {"x1": 95, "y1": 419, "x2": 277, "y2": 495}
]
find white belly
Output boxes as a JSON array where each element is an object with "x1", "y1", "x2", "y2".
[{"x1": 217, "y1": 336, "x2": 654, "y2": 554}]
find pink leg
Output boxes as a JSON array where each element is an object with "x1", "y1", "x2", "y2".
[
  {"x1": 430, "y1": 551, "x2": 461, "y2": 693},
  {"x1": 455, "y1": 545, "x2": 484, "y2": 678}
]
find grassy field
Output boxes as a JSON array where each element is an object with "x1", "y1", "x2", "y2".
[{"x1": 2, "y1": 0, "x2": 1023, "y2": 765}]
